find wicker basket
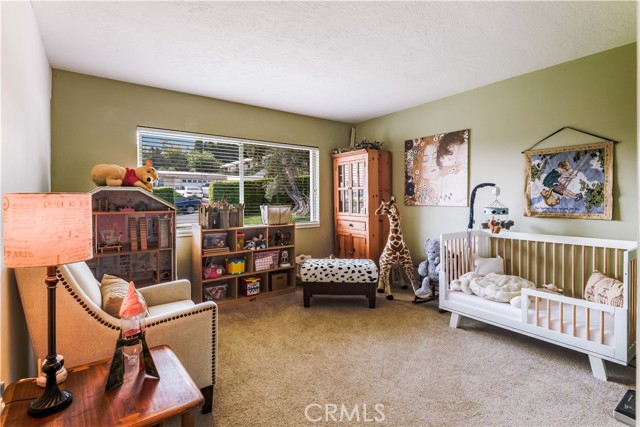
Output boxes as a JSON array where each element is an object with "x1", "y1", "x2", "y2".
[
  {"x1": 260, "y1": 205, "x2": 291, "y2": 225},
  {"x1": 254, "y1": 250, "x2": 280, "y2": 271}
]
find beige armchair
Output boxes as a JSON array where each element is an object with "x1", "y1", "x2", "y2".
[{"x1": 15, "y1": 262, "x2": 217, "y2": 413}]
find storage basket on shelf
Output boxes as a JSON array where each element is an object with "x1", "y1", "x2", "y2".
[
  {"x1": 260, "y1": 205, "x2": 292, "y2": 225},
  {"x1": 203, "y1": 283, "x2": 227, "y2": 301},
  {"x1": 254, "y1": 250, "x2": 280, "y2": 271}
]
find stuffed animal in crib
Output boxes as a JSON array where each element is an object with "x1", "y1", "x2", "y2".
[
  {"x1": 416, "y1": 238, "x2": 441, "y2": 299},
  {"x1": 91, "y1": 160, "x2": 158, "y2": 192}
]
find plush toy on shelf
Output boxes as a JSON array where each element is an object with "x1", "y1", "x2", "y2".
[
  {"x1": 204, "y1": 263, "x2": 225, "y2": 280},
  {"x1": 91, "y1": 160, "x2": 158, "y2": 192}
]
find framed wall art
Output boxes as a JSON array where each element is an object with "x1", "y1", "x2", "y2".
[
  {"x1": 524, "y1": 141, "x2": 613, "y2": 219},
  {"x1": 404, "y1": 129, "x2": 469, "y2": 206}
]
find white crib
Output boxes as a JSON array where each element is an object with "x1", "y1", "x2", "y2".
[{"x1": 439, "y1": 230, "x2": 637, "y2": 381}]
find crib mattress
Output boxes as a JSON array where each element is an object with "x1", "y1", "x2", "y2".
[{"x1": 445, "y1": 291, "x2": 616, "y2": 346}]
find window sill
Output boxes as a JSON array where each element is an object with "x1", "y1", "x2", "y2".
[{"x1": 177, "y1": 221, "x2": 320, "y2": 237}]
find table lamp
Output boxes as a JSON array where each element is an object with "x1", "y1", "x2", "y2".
[{"x1": 3, "y1": 193, "x2": 93, "y2": 417}]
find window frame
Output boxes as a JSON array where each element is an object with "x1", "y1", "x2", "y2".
[{"x1": 137, "y1": 126, "x2": 320, "y2": 235}]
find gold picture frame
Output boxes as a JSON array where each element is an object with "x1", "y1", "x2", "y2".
[{"x1": 524, "y1": 141, "x2": 613, "y2": 219}]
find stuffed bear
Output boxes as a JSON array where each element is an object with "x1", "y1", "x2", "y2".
[
  {"x1": 91, "y1": 161, "x2": 158, "y2": 192},
  {"x1": 416, "y1": 238, "x2": 441, "y2": 299}
]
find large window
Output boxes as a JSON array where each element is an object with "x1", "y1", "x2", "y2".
[{"x1": 137, "y1": 127, "x2": 319, "y2": 230}]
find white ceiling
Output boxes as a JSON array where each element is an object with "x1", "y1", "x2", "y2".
[{"x1": 31, "y1": 1, "x2": 637, "y2": 124}]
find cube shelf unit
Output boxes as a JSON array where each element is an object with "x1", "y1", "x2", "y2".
[
  {"x1": 88, "y1": 187, "x2": 177, "y2": 287},
  {"x1": 192, "y1": 223, "x2": 296, "y2": 306}
]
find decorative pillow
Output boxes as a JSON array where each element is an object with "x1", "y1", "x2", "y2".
[
  {"x1": 473, "y1": 255, "x2": 504, "y2": 275},
  {"x1": 100, "y1": 274, "x2": 150, "y2": 318},
  {"x1": 583, "y1": 270, "x2": 624, "y2": 307}
]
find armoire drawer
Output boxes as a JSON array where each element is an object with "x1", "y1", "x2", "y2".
[{"x1": 337, "y1": 220, "x2": 367, "y2": 232}]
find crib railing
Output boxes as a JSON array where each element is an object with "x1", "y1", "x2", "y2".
[
  {"x1": 440, "y1": 231, "x2": 478, "y2": 286},
  {"x1": 521, "y1": 288, "x2": 616, "y2": 345},
  {"x1": 485, "y1": 234, "x2": 634, "y2": 302}
]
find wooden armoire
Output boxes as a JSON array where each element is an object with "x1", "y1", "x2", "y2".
[{"x1": 332, "y1": 149, "x2": 391, "y2": 263}]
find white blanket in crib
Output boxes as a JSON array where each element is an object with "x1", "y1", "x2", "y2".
[{"x1": 450, "y1": 272, "x2": 535, "y2": 303}]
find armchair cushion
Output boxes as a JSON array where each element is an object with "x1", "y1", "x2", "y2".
[
  {"x1": 100, "y1": 274, "x2": 150, "y2": 318},
  {"x1": 137, "y1": 279, "x2": 192, "y2": 306},
  {"x1": 148, "y1": 300, "x2": 195, "y2": 317},
  {"x1": 64, "y1": 261, "x2": 103, "y2": 306}
]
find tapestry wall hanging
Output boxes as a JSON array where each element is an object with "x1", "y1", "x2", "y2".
[
  {"x1": 404, "y1": 129, "x2": 469, "y2": 206},
  {"x1": 524, "y1": 141, "x2": 613, "y2": 219}
]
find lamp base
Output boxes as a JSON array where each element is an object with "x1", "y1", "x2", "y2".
[{"x1": 28, "y1": 387, "x2": 72, "y2": 417}]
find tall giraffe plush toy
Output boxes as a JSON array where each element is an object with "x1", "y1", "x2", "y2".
[{"x1": 375, "y1": 197, "x2": 421, "y2": 300}]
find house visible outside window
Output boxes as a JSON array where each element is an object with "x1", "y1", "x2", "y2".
[{"x1": 137, "y1": 127, "x2": 320, "y2": 232}]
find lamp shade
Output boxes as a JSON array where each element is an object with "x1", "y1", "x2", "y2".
[{"x1": 3, "y1": 193, "x2": 93, "y2": 268}]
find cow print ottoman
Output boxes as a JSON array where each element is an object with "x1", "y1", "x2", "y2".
[{"x1": 300, "y1": 259, "x2": 379, "y2": 308}]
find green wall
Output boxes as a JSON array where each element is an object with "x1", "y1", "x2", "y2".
[
  {"x1": 52, "y1": 43, "x2": 637, "y2": 270},
  {"x1": 355, "y1": 44, "x2": 637, "y2": 257},
  {"x1": 51, "y1": 71, "x2": 352, "y2": 280}
]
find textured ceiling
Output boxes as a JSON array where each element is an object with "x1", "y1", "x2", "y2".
[{"x1": 31, "y1": 1, "x2": 636, "y2": 123}]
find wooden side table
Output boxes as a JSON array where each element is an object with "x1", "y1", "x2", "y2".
[{"x1": 1, "y1": 345, "x2": 204, "y2": 427}]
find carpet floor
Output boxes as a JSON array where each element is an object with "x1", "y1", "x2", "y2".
[{"x1": 174, "y1": 285, "x2": 634, "y2": 427}]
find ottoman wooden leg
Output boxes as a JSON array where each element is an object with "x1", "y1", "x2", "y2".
[
  {"x1": 303, "y1": 283, "x2": 311, "y2": 307},
  {"x1": 368, "y1": 283, "x2": 376, "y2": 308}
]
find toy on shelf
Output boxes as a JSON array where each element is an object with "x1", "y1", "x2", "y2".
[
  {"x1": 280, "y1": 250, "x2": 291, "y2": 267},
  {"x1": 244, "y1": 234, "x2": 267, "y2": 250},
  {"x1": 272, "y1": 229, "x2": 282, "y2": 246},
  {"x1": 240, "y1": 277, "x2": 261, "y2": 296},
  {"x1": 91, "y1": 160, "x2": 158, "y2": 192},
  {"x1": 281, "y1": 232, "x2": 291, "y2": 246},
  {"x1": 203, "y1": 262, "x2": 225, "y2": 280},
  {"x1": 225, "y1": 257, "x2": 246, "y2": 275}
]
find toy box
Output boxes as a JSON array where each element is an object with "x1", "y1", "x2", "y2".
[
  {"x1": 240, "y1": 277, "x2": 261, "y2": 296},
  {"x1": 203, "y1": 283, "x2": 227, "y2": 301},
  {"x1": 226, "y1": 257, "x2": 246, "y2": 275},
  {"x1": 270, "y1": 272, "x2": 288, "y2": 291}
]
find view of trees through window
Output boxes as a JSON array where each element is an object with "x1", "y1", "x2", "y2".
[{"x1": 137, "y1": 128, "x2": 319, "y2": 228}]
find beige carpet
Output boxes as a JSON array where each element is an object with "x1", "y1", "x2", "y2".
[{"x1": 175, "y1": 285, "x2": 634, "y2": 427}]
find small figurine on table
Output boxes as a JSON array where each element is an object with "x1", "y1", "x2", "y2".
[
  {"x1": 105, "y1": 281, "x2": 159, "y2": 391},
  {"x1": 280, "y1": 250, "x2": 291, "y2": 267}
]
